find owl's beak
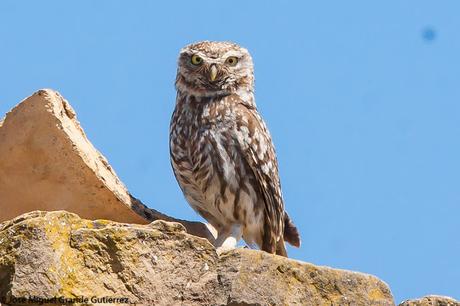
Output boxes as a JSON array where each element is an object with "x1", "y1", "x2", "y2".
[{"x1": 209, "y1": 64, "x2": 218, "y2": 82}]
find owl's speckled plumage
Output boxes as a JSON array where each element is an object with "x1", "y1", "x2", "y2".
[{"x1": 169, "y1": 41, "x2": 300, "y2": 256}]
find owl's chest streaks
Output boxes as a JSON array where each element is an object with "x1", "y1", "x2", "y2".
[
  {"x1": 172, "y1": 96, "x2": 239, "y2": 181},
  {"x1": 170, "y1": 95, "x2": 256, "y2": 224}
]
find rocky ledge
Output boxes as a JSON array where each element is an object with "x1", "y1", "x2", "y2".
[
  {"x1": 399, "y1": 296, "x2": 460, "y2": 306},
  {"x1": 0, "y1": 211, "x2": 393, "y2": 305}
]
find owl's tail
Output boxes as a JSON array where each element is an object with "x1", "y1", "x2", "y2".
[{"x1": 283, "y1": 213, "x2": 301, "y2": 248}]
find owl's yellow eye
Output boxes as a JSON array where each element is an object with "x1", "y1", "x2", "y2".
[
  {"x1": 191, "y1": 54, "x2": 203, "y2": 65},
  {"x1": 225, "y1": 56, "x2": 238, "y2": 66}
]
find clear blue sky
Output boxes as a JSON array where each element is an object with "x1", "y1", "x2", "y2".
[{"x1": 1, "y1": 1, "x2": 459, "y2": 303}]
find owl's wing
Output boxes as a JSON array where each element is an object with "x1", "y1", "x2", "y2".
[{"x1": 234, "y1": 101, "x2": 285, "y2": 250}]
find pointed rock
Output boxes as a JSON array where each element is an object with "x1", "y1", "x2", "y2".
[{"x1": 0, "y1": 89, "x2": 213, "y2": 241}]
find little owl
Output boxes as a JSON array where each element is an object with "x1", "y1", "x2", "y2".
[{"x1": 170, "y1": 41, "x2": 300, "y2": 256}]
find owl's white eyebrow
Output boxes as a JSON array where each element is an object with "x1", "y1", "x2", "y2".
[
  {"x1": 222, "y1": 51, "x2": 241, "y2": 57},
  {"x1": 182, "y1": 51, "x2": 242, "y2": 59},
  {"x1": 182, "y1": 51, "x2": 209, "y2": 59}
]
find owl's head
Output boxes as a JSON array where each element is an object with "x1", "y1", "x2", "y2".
[{"x1": 176, "y1": 41, "x2": 254, "y2": 97}]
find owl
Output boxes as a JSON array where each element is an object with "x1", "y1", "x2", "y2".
[{"x1": 169, "y1": 41, "x2": 300, "y2": 257}]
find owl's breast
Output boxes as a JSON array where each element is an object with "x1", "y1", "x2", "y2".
[
  {"x1": 172, "y1": 109, "x2": 239, "y2": 184},
  {"x1": 170, "y1": 98, "x2": 267, "y2": 238}
]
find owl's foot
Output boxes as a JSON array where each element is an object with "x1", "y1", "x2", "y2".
[
  {"x1": 215, "y1": 224, "x2": 242, "y2": 255},
  {"x1": 216, "y1": 235, "x2": 238, "y2": 254}
]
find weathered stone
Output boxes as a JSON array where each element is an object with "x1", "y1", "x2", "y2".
[
  {"x1": 399, "y1": 295, "x2": 460, "y2": 306},
  {"x1": 0, "y1": 211, "x2": 395, "y2": 305},
  {"x1": 219, "y1": 250, "x2": 394, "y2": 306},
  {"x1": 0, "y1": 89, "x2": 214, "y2": 242},
  {"x1": 0, "y1": 211, "x2": 220, "y2": 306}
]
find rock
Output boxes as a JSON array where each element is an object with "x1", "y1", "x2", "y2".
[
  {"x1": 0, "y1": 211, "x2": 395, "y2": 305},
  {"x1": 0, "y1": 89, "x2": 214, "y2": 242},
  {"x1": 218, "y1": 249, "x2": 394, "y2": 306},
  {"x1": 399, "y1": 295, "x2": 460, "y2": 306}
]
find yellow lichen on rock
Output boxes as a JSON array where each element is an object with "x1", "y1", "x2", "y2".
[
  {"x1": 399, "y1": 295, "x2": 460, "y2": 306},
  {"x1": 218, "y1": 248, "x2": 394, "y2": 306},
  {"x1": 0, "y1": 210, "x2": 395, "y2": 305}
]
